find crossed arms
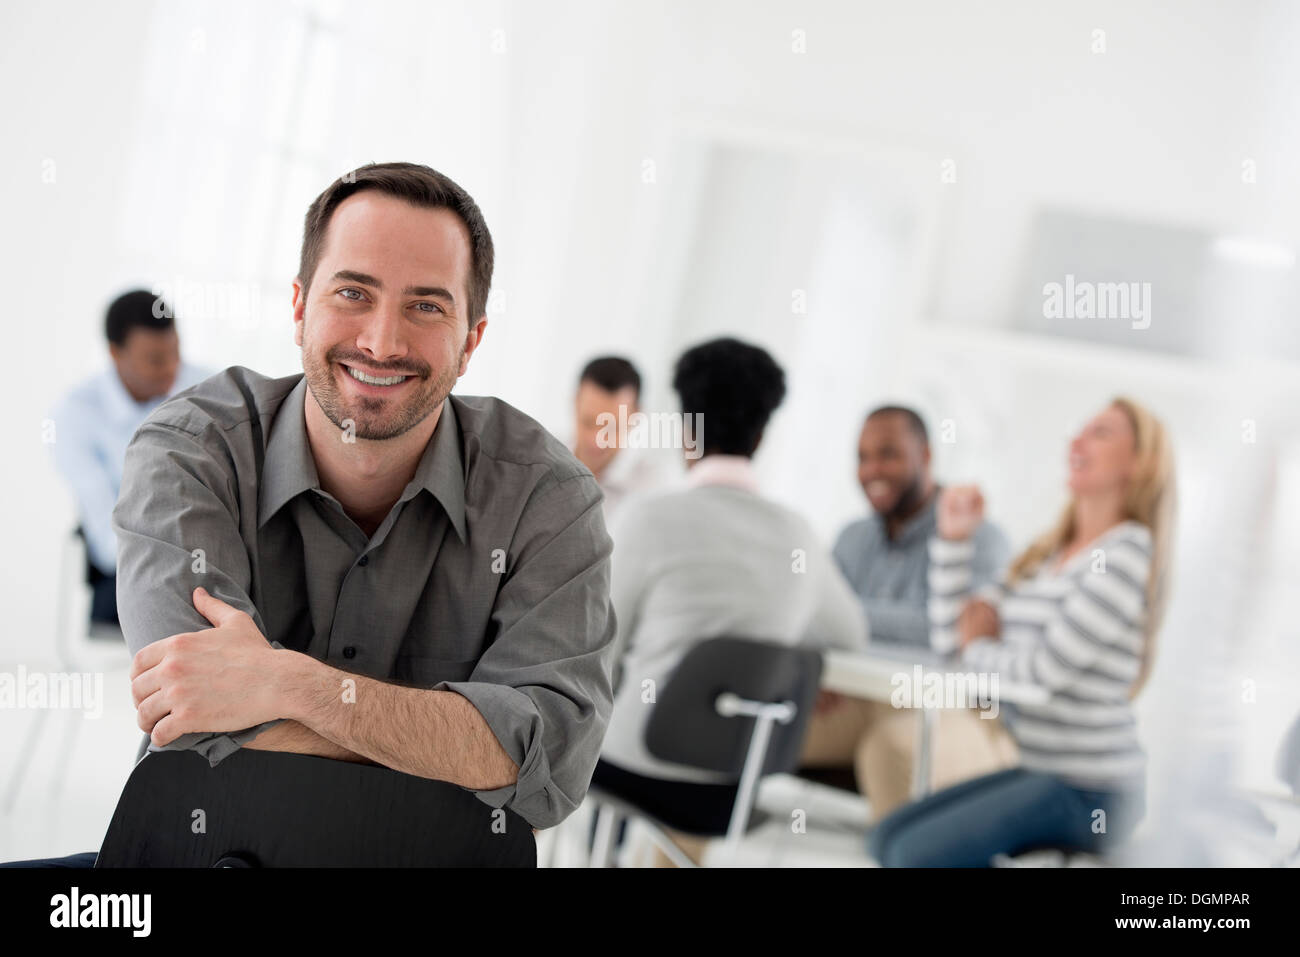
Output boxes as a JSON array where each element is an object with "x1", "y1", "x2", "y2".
[
  {"x1": 128, "y1": 586, "x2": 517, "y2": 790},
  {"x1": 112, "y1": 406, "x2": 616, "y2": 830}
]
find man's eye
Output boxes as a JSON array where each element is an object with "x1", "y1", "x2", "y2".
[
  {"x1": 414, "y1": 301, "x2": 443, "y2": 314},
  {"x1": 339, "y1": 288, "x2": 364, "y2": 301}
]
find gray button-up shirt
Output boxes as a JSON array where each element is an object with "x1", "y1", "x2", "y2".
[
  {"x1": 832, "y1": 492, "x2": 1009, "y2": 649},
  {"x1": 112, "y1": 366, "x2": 616, "y2": 829}
]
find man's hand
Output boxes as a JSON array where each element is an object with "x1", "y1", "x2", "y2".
[
  {"x1": 130, "y1": 587, "x2": 284, "y2": 747},
  {"x1": 957, "y1": 599, "x2": 1000, "y2": 649},
  {"x1": 936, "y1": 485, "x2": 985, "y2": 542}
]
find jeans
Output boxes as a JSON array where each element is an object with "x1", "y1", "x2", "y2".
[{"x1": 868, "y1": 767, "x2": 1145, "y2": 867}]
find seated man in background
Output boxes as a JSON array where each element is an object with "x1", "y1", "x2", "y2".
[
  {"x1": 3, "y1": 162, "x2": 615, "y2": 867},
  {"x1": 798, "y1": 405, "x2": 1013, "y2": 820},
  {"x1": 47, "y1": 290, "x2": 208, "y2": 627},
  {"x1": 595, "y1": 337, "x2": 868, "y2": 864},
  {"x1": 571, "y1": 354, "x2": 678, "y2": 523}
]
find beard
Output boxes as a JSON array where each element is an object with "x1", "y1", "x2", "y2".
[
  {"x1": 882, "y1": 472, "x2": 928, "y2": 524},
  {"x1": 303, "y1": 333, "x2": 464, "y2": 442}
]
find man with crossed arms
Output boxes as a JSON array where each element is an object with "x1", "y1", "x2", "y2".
[{"x1": 114, "y1": 163, "x2": 616, "y2": 839}]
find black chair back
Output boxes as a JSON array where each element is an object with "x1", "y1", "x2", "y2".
[
  {"x1": 644, "y1": 636, "x2": 822, "y2": 776},
  {"x1": 96, "y1": 750, "x2": 536, "y2": 867}
]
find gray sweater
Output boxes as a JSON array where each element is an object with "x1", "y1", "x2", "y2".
[{"x1": 602, "y1": 461, "x2": 868, "y2": 783}]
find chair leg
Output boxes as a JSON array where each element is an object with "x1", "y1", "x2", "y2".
[
  {"x1": 591, "y1": 803, "x2": 620, "y2": 867},
  {"x1": 1, "y1": 708, "x2": 50, "y2": 814},
  {"x1": 535, "y1": 825, "x2": 558, "y2": 868},
  {"x1": 49, "y1": 707, "x2": 84, "y2": 806},
  {"x1": 642, "y1": 824, "x2": 700, "y2": 868}
]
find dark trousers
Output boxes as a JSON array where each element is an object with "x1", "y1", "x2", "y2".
[
  {"x1": 590, "y1": 758, "x2": 740, "y2": 835},
  {"x1": 0, "y1": 852, "x2": 98, "y2": 868},
  {"x1": 89, "y1": 573, "x2": 118, "y2": 625}
]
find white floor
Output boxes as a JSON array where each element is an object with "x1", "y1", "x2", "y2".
[{"x1": 0, "y1": 653, "x2": 141, "y2": 862}]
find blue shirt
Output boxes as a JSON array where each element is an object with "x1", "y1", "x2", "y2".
[
  {"x1": 49, "y1": 361, "x2": 209, "y2": 573},
  {"x1": 833, "y1": 491, "x2": 1010, "y2": 649}
]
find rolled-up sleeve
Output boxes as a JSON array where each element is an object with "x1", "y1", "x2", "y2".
[
  {"x1": 112, "y1": 420, "x2": 283, "y2": 766},
  {"x1": 436, "y1": 471, "x2": 616, "y2": 830}
]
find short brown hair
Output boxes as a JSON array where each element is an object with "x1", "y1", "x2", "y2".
[{"x1": 298, "y1": 162, "x2": 495, "y2": 323}]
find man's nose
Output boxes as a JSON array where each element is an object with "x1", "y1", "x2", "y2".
[{"x1": 355, "y1": 304, "x2": 407, "y2": 361}]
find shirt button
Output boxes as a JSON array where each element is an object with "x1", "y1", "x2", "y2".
[
  {"x1": 342, "y1": 646, "x2": 357, "y2": 659},
  {"x1": 358, "y1": 554, "x2": 370, "y2": 566}
]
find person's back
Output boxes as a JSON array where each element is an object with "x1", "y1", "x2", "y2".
[
  {"x1": 596, "y1": 338, "x2": 866, "y2": 801},
  {"x1": 602, "y1": 466, "x2": 866, "y2": 784}
]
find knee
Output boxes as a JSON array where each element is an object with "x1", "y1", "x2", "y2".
[
  {"x1": 859, "y1": 710, "x2": 914, "y2": 764},
  {"x1": 868, "y1": 819, "x2": 934, "y2": 868}
]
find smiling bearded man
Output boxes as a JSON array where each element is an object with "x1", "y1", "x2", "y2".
[{"x1": 98, "y1": 162, "x2": 618, "y2": 844}]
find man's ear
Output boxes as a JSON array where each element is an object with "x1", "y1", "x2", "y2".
[
  {"x1": 291, "y1": 279, "x2": 306, "y2": 347},
  {"x1": 458, "y1": 317, "x2": 488, "y2": 376}
]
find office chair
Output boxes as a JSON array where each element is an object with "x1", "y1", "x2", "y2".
[
  {"x1": 586, "y1": 636, "x2": 823, "y2": 867},
  {"x1": 95, "y1": 749, "x2": 536, "y2": 867}
]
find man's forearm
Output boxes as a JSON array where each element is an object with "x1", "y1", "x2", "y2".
[
  {"x1": 242, "y1": 719, "x2": 374, "y2": 764},
  {"x1": 278, "y1": 651, "x2": 519, "y2": 790}
]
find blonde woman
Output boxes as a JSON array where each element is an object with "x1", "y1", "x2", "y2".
[{"x1": 869, "y1": 398, "x2": 1175, "y2": 866}]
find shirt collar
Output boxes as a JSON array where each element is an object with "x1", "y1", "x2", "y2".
[
  {"x1": 684, "y1": 454, "x2": 760, "y2": 493},
  {"x1": 258, "y1": 377, "x2": 467, "y2": 543}
]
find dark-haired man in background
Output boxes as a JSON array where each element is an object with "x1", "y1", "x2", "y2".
[
  {"x1": 834, "y1": 406, "x2": 1008, "y2": 648},
  {"x1": 48, "y1": 290, "x2": 208, "y2": 626},
  {"x1": 571, "y1": 355, "x2": 678, "y2": 522}
]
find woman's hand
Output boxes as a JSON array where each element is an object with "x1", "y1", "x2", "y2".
[
  {"x1": 957, "y1": 599, "x2": 1000, "y2": 648},
  {"x1": 936, "y1": 485, "x2": 985, "y2": 541}
]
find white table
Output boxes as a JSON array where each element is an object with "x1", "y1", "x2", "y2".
[{"x1": 820, "y1": 646, "x2": 1049, "y2": 798}]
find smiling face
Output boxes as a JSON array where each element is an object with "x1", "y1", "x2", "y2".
[
  {"x1": 857, "y1": 412, "x2": 931, "y2": 519},
  {"x1": 292, "y1": 192, "x2": 485, "y2": 441},
  {"x1": 1067, "y1": 404, "x2": 1138, "y2": 497}
]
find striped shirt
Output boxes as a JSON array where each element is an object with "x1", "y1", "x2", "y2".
[{"x1": 928, "y1": 521, "x2": 1152, "y2": 792}]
